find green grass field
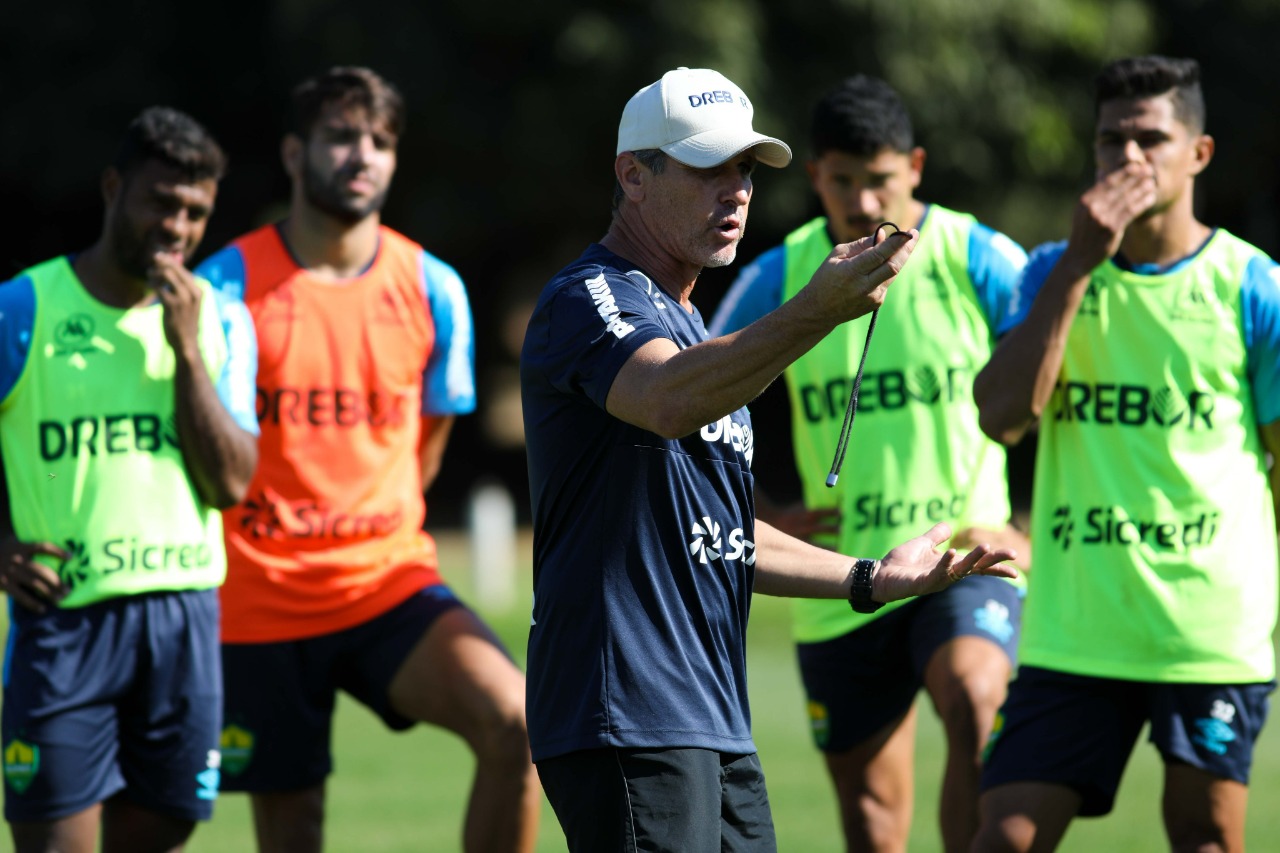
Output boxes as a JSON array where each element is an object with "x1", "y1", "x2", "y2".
[{"x1": 4, "y1": 530, "x2": 1280, "y2": 851}]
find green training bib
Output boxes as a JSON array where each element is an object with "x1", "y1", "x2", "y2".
[
  {"x1": 1023, "y1": 230, "x2": 1277, "y2": 682},
  {"x1": 780, "y1": 210, "x2": 1013, "y2": 643},
  {"x1": 0, "y1": 257, "x2": 228, "y2": 607}
]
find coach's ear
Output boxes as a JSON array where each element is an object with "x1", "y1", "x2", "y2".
[{"x1": 614, "y1": 152, "x2": 651, "y2": 204}]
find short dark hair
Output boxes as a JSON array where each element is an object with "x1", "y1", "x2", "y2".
[
  {"x1": 112, "y1": 106, "x2": 227, "y2": 182},
  {"x1": 810, "y1": 75, "x2": 913, "y2": 159},
  {"x1": 1095, "y1": 55, "x2": 1206, "y2": 133},
  {"x1": 611, "y1": 148, "x2": 668, "y2": 211},
  {"x1": 290, "y1": 66, "x2": 405, "y2": 140}
]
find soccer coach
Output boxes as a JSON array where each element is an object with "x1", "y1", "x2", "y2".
[{"x1": 519, "y1": 67, "x2": 1019, "y2": 852}]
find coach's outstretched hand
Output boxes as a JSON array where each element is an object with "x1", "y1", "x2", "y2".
[{"x1": 873, "y1": 523, "x2": 1017, "y2": 604}]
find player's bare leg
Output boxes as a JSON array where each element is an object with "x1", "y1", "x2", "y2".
[
  {"x1": 11, "y1": 805, "x2": 101, "y2": 853},
  {"x1": 101, "y1": 796, "x2": 197, "y2": 853},
  {"x1": 250, "y1": 784, "x2": 325, "y2": 853},
  {"x1": 924, "y1": 636, "x2": 1013, "y2": 852},
  {"x1": 389, "y1": 607, "x2": 539, "y2": 853},
  {"x1": 1162, "y1": 763, "x2": 1247, "y2": 853},
  {"x1": 825, "y1": 705, "x2": 916, "y2": 852},
  {"x1": 972, "y1": 782, "x2": 1079, "y2": 852}
]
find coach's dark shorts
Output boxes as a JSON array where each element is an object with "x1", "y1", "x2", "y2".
[
  {"x1": 797, "y1": 576, "x2": 1023, "y2": 753},
  {"x1": 219, "y1": 584, "x2": 465, "y2": 792},
  {"x1": 2, "y1": 589, "x2": 222, "y2": 823},
  {"x1": 980, "y1": 665, "x2": 1276, "y2": 816},
  {"x1": 538, "y1": 747, "x2": 776, "y2": 852}
]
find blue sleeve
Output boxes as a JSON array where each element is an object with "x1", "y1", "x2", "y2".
[
  {"x1": 708, "y1": 244, "x2": 786, "y2": 336},
  {"x1": 195, "y1": 245, "x2": 246, "y2": 303},
  {"x1": 211, "y1": 289, "x2": 260, "y2": 435},
  {"x1": 1240, "y1": 254, "x2": 1280, "y2": 424},
  {"x1": 530, "y1": 268, "x2": 670, "y2": 410},
  {"x1": 967, "y1": 223, "x2": 1028, "y2": 333},
  {"x1": 0, "y1": 275, "x2": 35, "y2": 405},
  {"x1": 196, "y1": 246, "x2": 258, "y2": 434},
  {"x1": 419, "y1": 251, "x2": 477, "y2": 416},
  {"x1": 998, "y1": 241, "x2": 1068, "y2": 336}
]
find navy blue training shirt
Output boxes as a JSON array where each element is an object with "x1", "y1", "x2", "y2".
[{"x1": 520, "y1": 243, "x2": 759, "y2": 762}]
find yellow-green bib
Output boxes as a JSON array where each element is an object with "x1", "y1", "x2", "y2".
[
  {"x1": 0, "y1": 257, "x2": 228, "y2": 607},
  {"x1": 781, "y1": 210, "x2": 1013, "y2": 642},
  {"x1": 1024, "y1": 230, "x2": 1276, "y2": 682}
]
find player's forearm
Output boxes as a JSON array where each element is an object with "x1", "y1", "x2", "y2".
[
  {"x1": 172, "y1": 354, "x2": 258, "y2": 509},
  {"x1": 975, "y1": 256, "x2": 1095, "y2": 446}
]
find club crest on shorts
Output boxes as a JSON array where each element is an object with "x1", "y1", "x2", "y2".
[
  {"x1": 220, "y1": 724, "x2": 256, "y2": 776},
  {"x1": 807, "y1": 701, "x2": 830, "y2": 749},
  {"x1": 3, "y1": 739, "x2": 40, "y2": 794}
]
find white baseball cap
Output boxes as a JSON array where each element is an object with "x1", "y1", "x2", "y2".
[{"x1": 616, "y1": 67, "x2": 792, "y2": 169}]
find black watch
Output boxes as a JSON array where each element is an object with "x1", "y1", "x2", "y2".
[{"x1": 847, "y1": 558, "x2": 884, "y2": 614}]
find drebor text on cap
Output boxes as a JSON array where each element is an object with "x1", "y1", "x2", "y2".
[{"x1": 687, "y1": 90, "x2": 748, "y2": 109}]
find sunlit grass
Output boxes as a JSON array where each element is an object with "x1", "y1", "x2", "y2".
[{"x1": 3, "y1": 529, "x2": 1278, "y2": 851}]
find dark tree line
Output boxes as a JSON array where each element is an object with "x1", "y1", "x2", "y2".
[{"x1": 4, "y1": 0, "x2": 1277, "y2": 520}]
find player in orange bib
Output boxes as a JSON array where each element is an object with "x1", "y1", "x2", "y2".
[{"x1": 197, "y1": 67, "x2": 538, "y2": 853}]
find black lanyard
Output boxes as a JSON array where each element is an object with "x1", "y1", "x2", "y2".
[{"x1": 826, "y1": 221, "x2": 902, "y2": 487}]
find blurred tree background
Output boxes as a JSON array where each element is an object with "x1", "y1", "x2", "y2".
[{"x1": 2, "y1": 0, "x2": 1277, "y2": 523}]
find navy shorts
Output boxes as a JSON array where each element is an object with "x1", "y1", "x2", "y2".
[
  {"x1": 537, "y1": 748, "x2": 776, "y2": 853},
  {"x1": 219, "y1": 584, "x2": 466, "y2": 792},
  {"x1": 2, "y1": 589, "x2": 222, "y2": 823},
  {"x1": 980, "y1": 665, "x2": 1276, "y2": 816},
  {"x1": 797, "y1": 576, "x2": 1023, "y2": 752}
]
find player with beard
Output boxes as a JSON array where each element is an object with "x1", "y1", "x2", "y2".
[
  {"x1": 0, "y1": 107, "x2": 258, "y2": 852},
  {"x1": 196, "y1": 67, "x2": 539, "y2": 853}
]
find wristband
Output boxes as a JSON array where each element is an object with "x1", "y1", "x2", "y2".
[{"x1": 847, "y1": 558, "x2": 884, "y2": 614}]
